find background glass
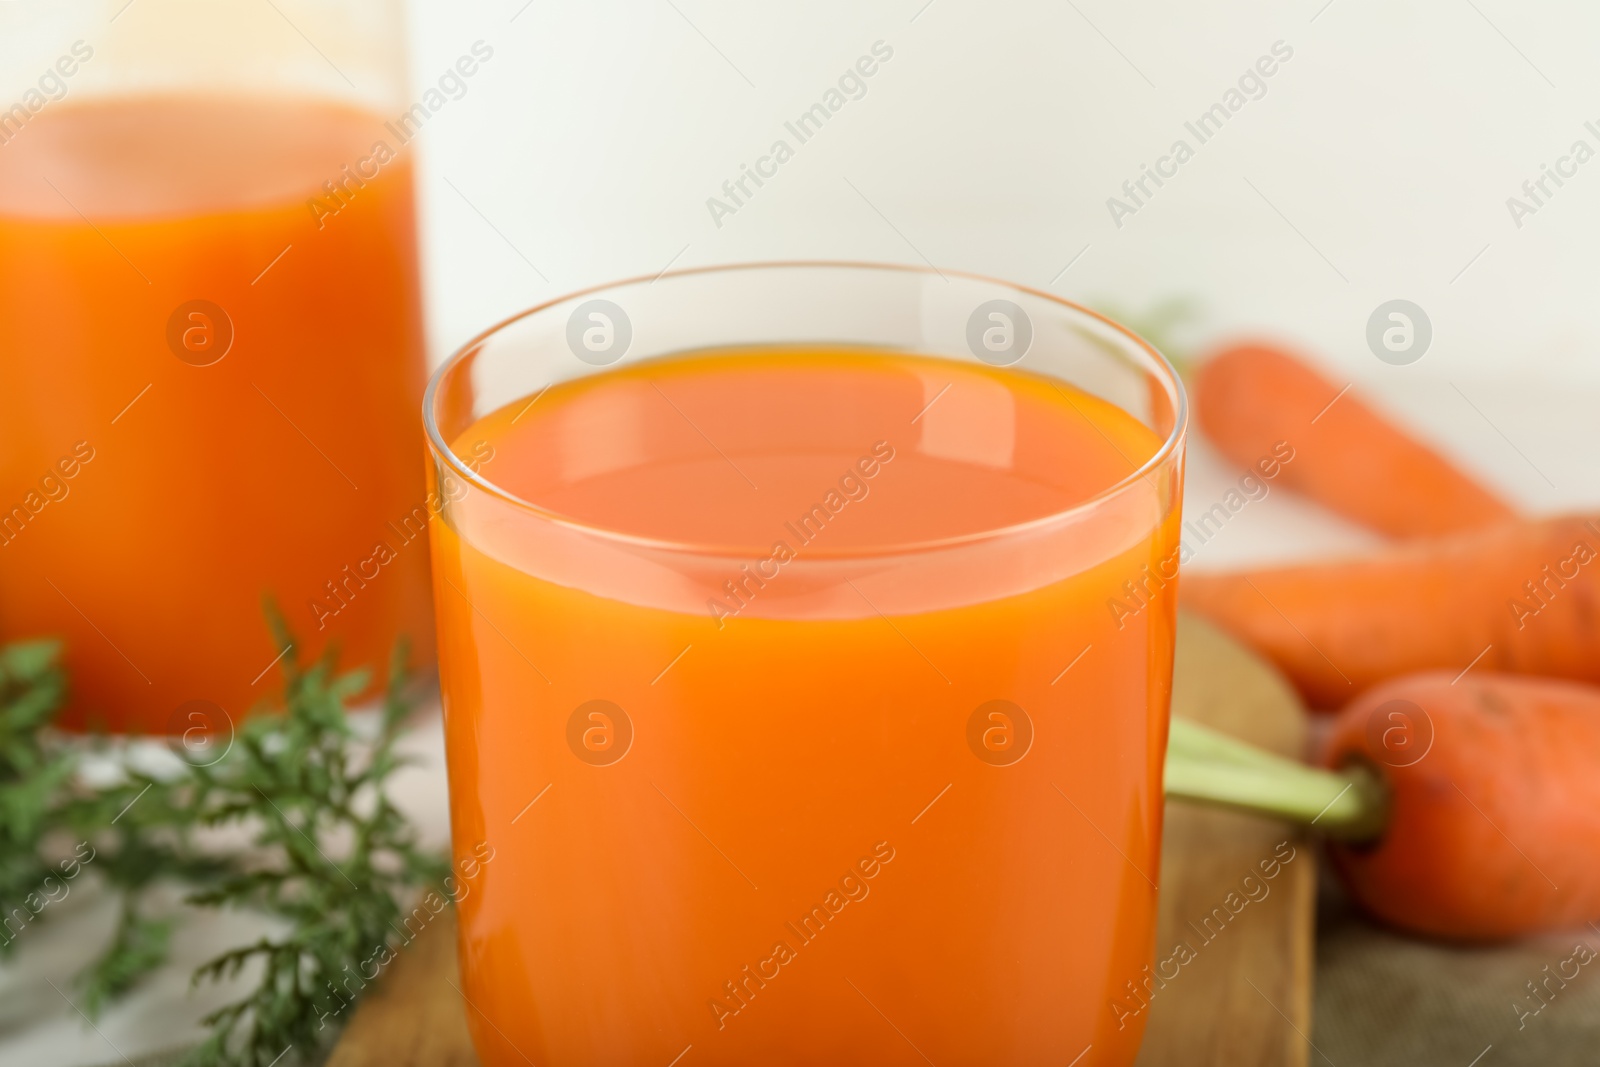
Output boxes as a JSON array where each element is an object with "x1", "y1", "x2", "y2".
[{"x1": 0, "y1": 0, "x2": 432, "y2": 731}]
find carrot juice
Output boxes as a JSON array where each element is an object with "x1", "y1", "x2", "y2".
[
  {"x1": 0, "y1": 97, "x2": 432, "y2": 731},
  {"x1": 432, "y1": 341, "x2": 1184, "y2": 1066}
]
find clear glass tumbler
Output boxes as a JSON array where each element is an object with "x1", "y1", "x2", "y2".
[{"x1": 426, "y1": 263, "x2": 1186, "y2": 1066}]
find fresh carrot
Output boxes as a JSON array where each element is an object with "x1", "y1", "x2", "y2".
[
  {"x1": 1166, "y1": 671, "x2": 1600, "y2": 941},
  {"x1": 1194, "y1": 342, "x2": 1517, "y2": 537},
  {"x1": 1320, "y1": 671, "x2": 1600, "y2": 940},
  {"x1": 1181, "y1": 513, "x2": 1600, "y2": 709}
]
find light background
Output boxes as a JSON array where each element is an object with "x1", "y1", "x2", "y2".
[
  {"x1": 3, "y1": 0, "x2": 1599, "y2": 1062},
  {"x1": 403, "y1": 0, "x2": 1599, "y2": 566}
]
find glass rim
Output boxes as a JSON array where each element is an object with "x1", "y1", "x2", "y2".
[{"x1": 422, "y1": 259, "x2": 1189, "y2": 559}]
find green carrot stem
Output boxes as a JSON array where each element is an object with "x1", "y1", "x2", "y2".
[
  {"x1": 1165, "y1": 715, "x2": 1297, "y2": 771},
  {"x1": 1164, "y1": 717, "x2": 1388, "y2": 843}
]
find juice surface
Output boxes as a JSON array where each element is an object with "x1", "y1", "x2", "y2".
[
  {"x1": 0, "y1": 97, "x2": 432, "y2": 730},
  {"x1": 434, "y1": 349, "x2": 1182, "y2": 1066}
]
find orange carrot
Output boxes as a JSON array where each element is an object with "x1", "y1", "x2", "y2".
[
  {"x1": 1181, "y1": 514, "x2": 1600, "y2": 709},
  {"x1": 1318, "y1": 671, "x2": 1600, "y2": 940},
  {"x1": 1195, "y1": 342, "x2": 1517, "y2": 537}
]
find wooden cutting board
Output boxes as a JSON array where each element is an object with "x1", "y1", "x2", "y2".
[
  {"x1": 328, "y1": 612, "x2": 1314, "y2": 1067},
  {"x1": 1134, "y1": 612, "x2": 1314, "y2": 1067}
]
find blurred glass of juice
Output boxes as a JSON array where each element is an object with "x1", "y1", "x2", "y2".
[{"x1": 0, "y1": 1, "x2": 432, "y2": 731}]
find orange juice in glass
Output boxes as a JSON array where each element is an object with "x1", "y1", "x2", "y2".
[
  {"x1": 427, "y1": 264, "x2": 1185, "y2": 1066},
  {"x1": 0, "y1": 1, "x2": 431, "y2": 731}
]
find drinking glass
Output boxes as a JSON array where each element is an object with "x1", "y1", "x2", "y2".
[
  {"x1": 426, "y1": 263, "x2": 1186, "y2": 1066},
  {"x1": 0, "y1": 0, "x2": 430, "y2": 731}
]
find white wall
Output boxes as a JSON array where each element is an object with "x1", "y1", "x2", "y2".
[{"x1": 407, "y1": 0, "x2": 1600, "y2": 558}]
